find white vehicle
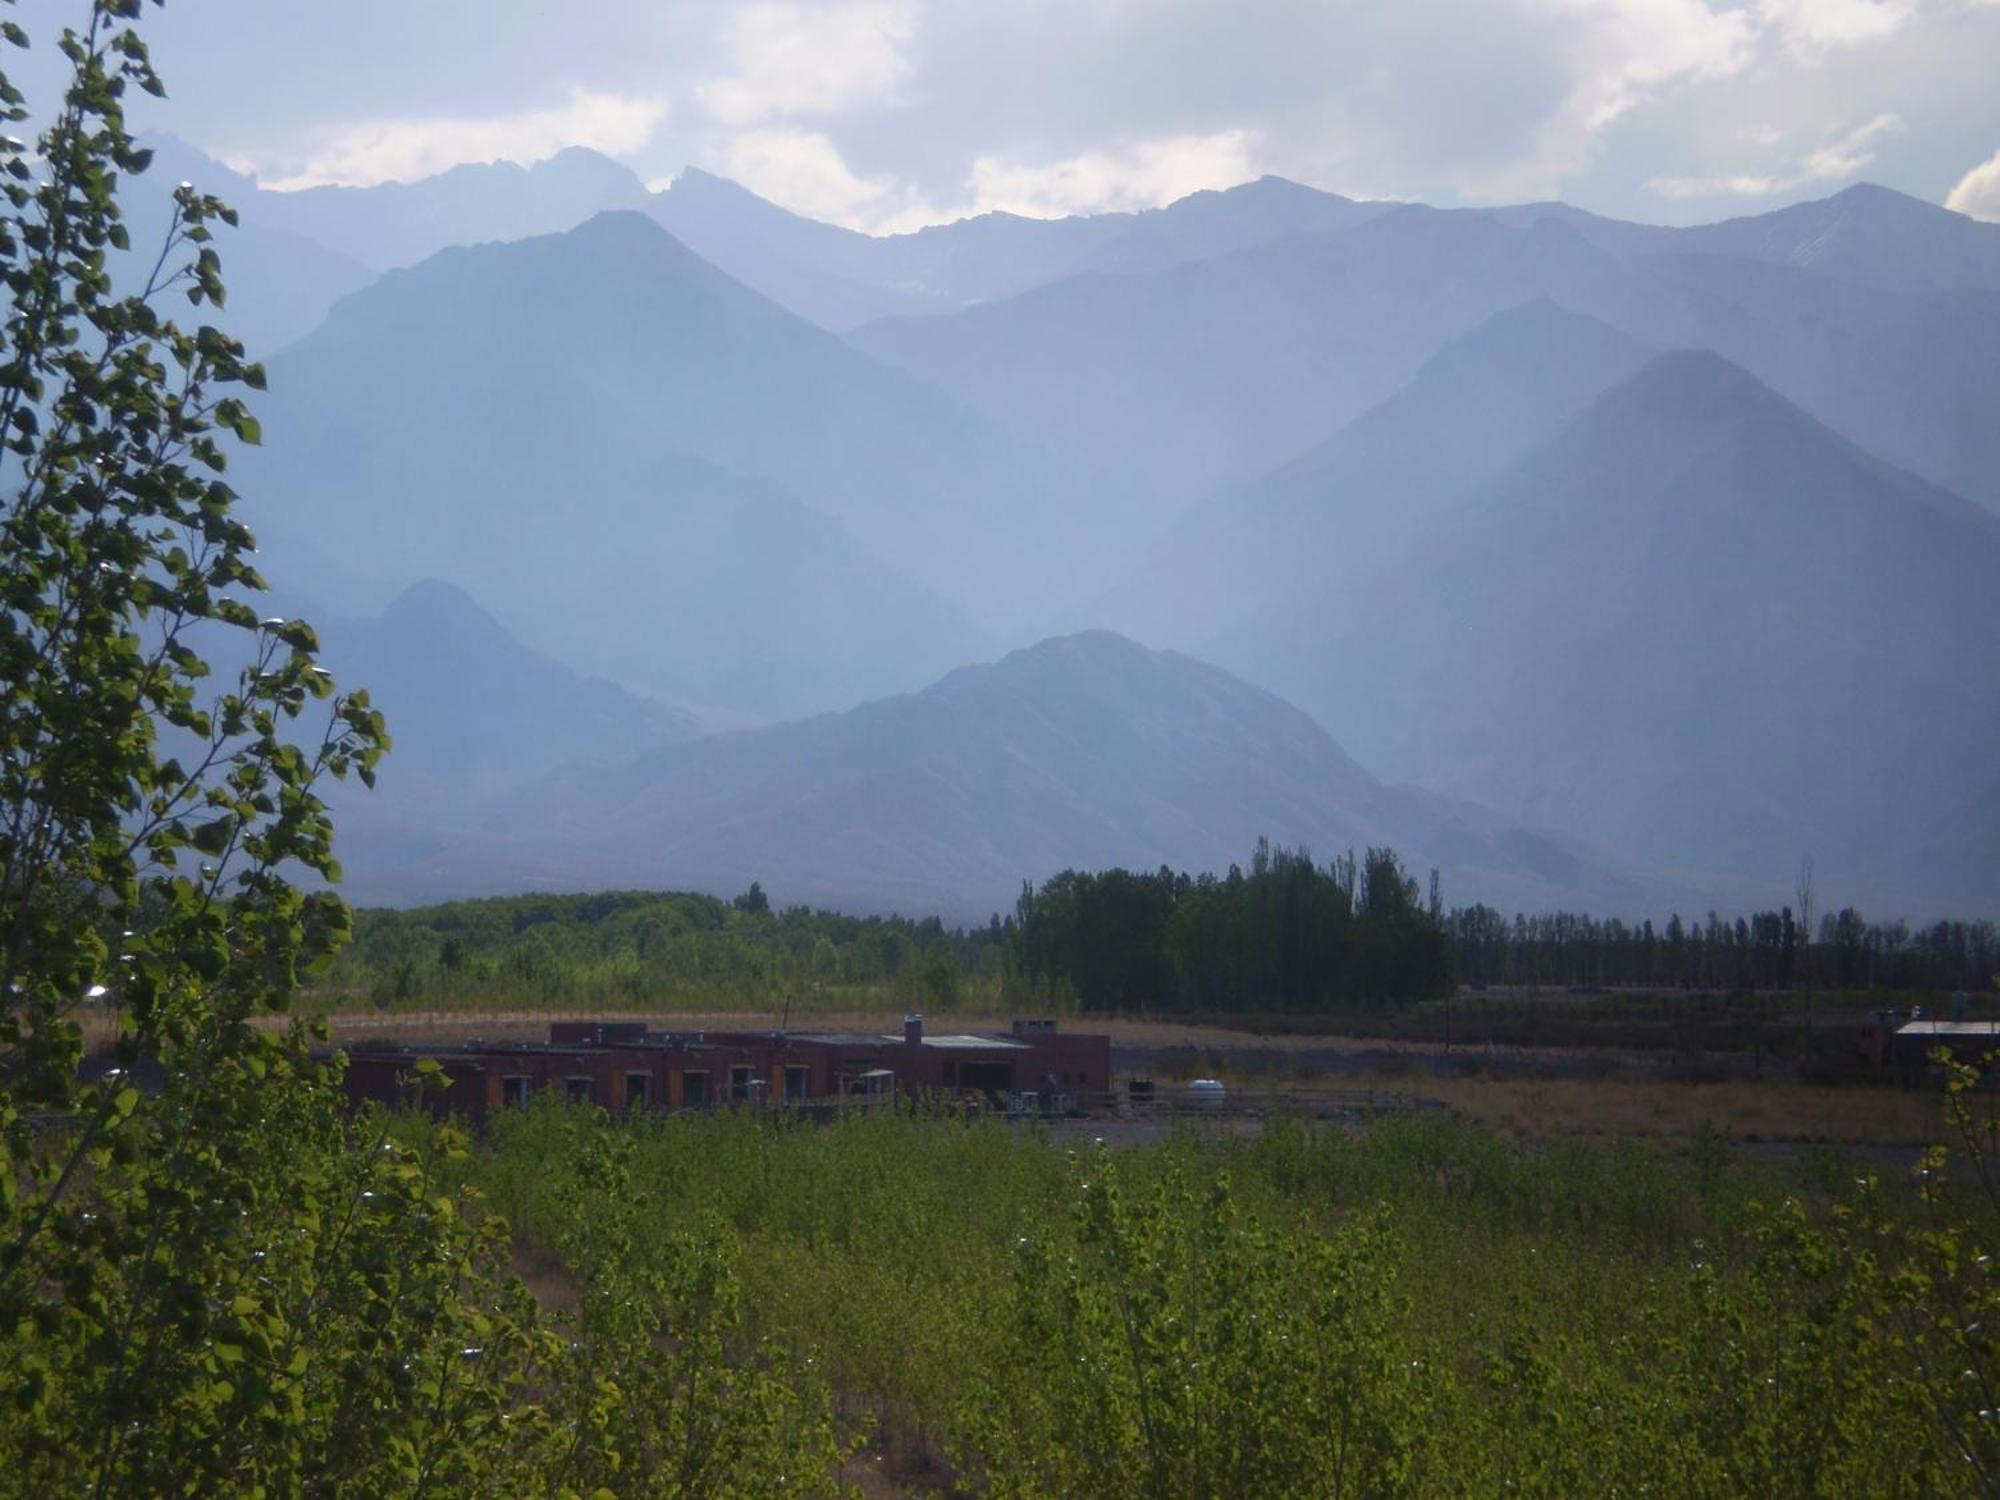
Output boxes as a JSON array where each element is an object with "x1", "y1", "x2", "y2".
[{"x1": 1187, "y1": 1078, "x2": 1227, "y2": 1112}]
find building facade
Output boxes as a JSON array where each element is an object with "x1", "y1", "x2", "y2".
[{"x1": 341, "y1": 1014, "x2": 1111, "y2": 1127}]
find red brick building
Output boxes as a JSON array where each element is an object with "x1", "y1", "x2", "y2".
[{"x1": 341, "y1": 1014, "x2": 1110, "y2": 1127}]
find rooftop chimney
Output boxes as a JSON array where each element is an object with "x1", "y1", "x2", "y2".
[{"x1": 904, "y1": 1013, "x2": 923, "y2": 1046}]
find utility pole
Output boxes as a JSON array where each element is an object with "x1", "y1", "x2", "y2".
[{"x1": 1796, "y1": 856, "x2": 1815, "y2": 1034}]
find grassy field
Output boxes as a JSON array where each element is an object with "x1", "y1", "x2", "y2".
[{"x1": 424, "y1": 1086, "x2": 1995, "y2": 1496}]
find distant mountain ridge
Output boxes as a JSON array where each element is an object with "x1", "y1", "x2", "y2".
[
  {"x1": 1168, "y1": 345, "x2": 2000, "y2": 910},
  {"x1": 336, "y1": 631, "x2": 1659, "y2": 919},
  {"x1": 855, "y1": 197, "x2": 2000, "y2": 513},
  {"x1": 239, "y1": 212, "x2": 1016, "y2": 718},
  {"x1": 1489, "y1": 183, "x2": 2000, "y2": 296},
  {"x1": 1088, "y1": 297, "x2": 1659, "y2": 649},
  {"x1": 247, "y1": 208, "x2": 1116, "y2": 639},
  {"x1": 158, "y1": 134, "x2": 2000, "y2": 325},
  {"x1": 121, "y1": 136, "x2": 2000, "y2": 921},
  {"x1": 320, "y1": 580, "x2": 701, "y2": 782}
]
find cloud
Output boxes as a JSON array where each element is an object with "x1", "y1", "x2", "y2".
[
  {"x1": 961, "y1": 131, "x2": 1261, "y2": 220},
  {"x1": 1648, "y1": 111, "x2": 1903, "y2": 198},
  {"x1": 707, "y1": 124, "x2": 1261, "y2": 232},
  {"x1": 713, "y1": 127, "x2": 909, "y2": 225},
  {"x1": 712, "y1": 125, "x2": 1256, "y2": 234},
  {"x1": 698, "y1": 2, "x2": 917, "y2": 127},
  {"x1": 172, "y1": 0, "x2": 1998, "y2": 231},
  {"x1": 1755, "y1": 0, "x2": 1919, "y2": 57},
  {"x1": 246, "y1": 91, "x2": 668, "y2": 190},
  {"x1": 1946, "y1": 148, "x2": 2000, "y2": 220},
  {"x1": 1466, "y1": 0, "x2": 1758, "y2": 200}
]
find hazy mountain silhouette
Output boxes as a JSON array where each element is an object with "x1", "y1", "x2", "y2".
[
  {"x1": 1632, "y1": 250, "x2": 2000, "y2": 509},
  {"x1": 1490, "y1": 183, "x2": 2000, "y2": 296},
  {"x1": 336, "y1": 631, "x2": 1651, "y2": 916},
  {"x1": 321, "y1": 579, "x2": 701, "y2": 782},
  {"x1": 211, "y1": 144, "x2": 653, "y2": 270},
  {"x1": 854, "y1": 206, "x2": 1736, "y2": 506},
  {"x1": 647, "y1": 167, "x2": 939, "y2": 328},
  {"x1": 134, "y1": 141, "x2": 1996, "y2": 920},
  {"x1": 248, "y1": 209, "x2": 1101, "y2": 633},
  {"x1": 237, "y1": 214, "x2": 1018, "y2": 716},
  {"x1": 1090, "y1": 298, "x2": 1658, "y2": 649},
  {"x1": 122, "y1": 140, "x2": 375, "y2": 356},
  {"x1": 857, "y1": 196, "x2": 2000, "y2": 517},
  {"x1": 1204, "y1": 350, "x2": 2000, "y2": 910},
  {"x1": 1077, "y1": 177, "x2": 1388, "y2": 276},
  {"x1": 154, "y1": 139, "x2": 1397, "y2": 335},
  {"x1": 652, "y1": 170, "x2": 1387, "y2": 329}
]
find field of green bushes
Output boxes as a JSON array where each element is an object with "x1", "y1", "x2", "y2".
[{"x1": 393, "y1": 1087, "x2": 2000, "y2": 1496}]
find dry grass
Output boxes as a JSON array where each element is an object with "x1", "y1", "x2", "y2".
[{"x1": 1381, "y1": 1073, "x2": 1944, "y2": 1148}]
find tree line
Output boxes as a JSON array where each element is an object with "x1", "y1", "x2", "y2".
[
  {"x1": 1009, "y1": 840, "x2": 1456, "y2": 1012},
  {"x1": 331, "y1": 874, "x2": 1998, "y2": 1020},
  {"x1": 1448, "y1": 905, "x2": 1999, "y2": 994},
  {"x1": 326, "y1": 887, "x2": 1007, "y2": 1012}
]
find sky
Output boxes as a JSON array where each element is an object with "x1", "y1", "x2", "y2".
[{"x1": 20, "y1": 0, "x2": 2000, "y2": 232}]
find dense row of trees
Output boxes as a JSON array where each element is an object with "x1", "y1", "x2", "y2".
[
  {"x1": 330, "y1": 876, "x2": 1997, "y2": 1023},
  {"x1": 328, "y1": 888, "x2": 1008, "y2": 1012},
  {"x1": 1450, "y1": 905, "x2": 1999, "y2": 994},
  {"x1": 1011, "y1": 840, "x2": 1455, "y2": 1012}
]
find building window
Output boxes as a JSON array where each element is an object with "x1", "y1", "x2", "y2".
[
  {"x1": 682, "y1": 1070, "x2": 710, "y2": 1107},
  {"x1": 565, "y1": 1076, "x2": 594, "y2": 1105},
  {"x1": 501, "y1": 1075, "x2": 532, "y2": 1110},
  {"x1": 729, "y1": 1064, "x2": 756, "y2": 1102},
  {"x1": 624, "y1": 1073, "x2": 651, "y2": 1110},
  {"x1": 784, "y1": 1065, "x2": 811, "y2": 1103}
]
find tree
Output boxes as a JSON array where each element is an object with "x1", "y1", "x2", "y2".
[
  {"x1": 0, "y1": 9, "x2": 538, "y2": 1491},
  {"x1": 1, "y1": 0, "x2": 374, "y2": 1223},
  {"x1": 0, "y1": 19, "x2": 851, "y2": 1490}
]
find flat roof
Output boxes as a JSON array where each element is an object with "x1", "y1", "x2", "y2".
[{"x1": 792, "y1": 1032, "x2": 890, "y2": 1047}]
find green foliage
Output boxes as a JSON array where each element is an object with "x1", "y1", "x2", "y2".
[
  {"x1": 513, "y1": 1104, "x2": 848, "y2": 1498},
  {"x1": 1452, "y1": 902, "x2": 1997, "y2": 993},
  {"x1": 318, "y1": 888, "x2": 1010, "y2": 1016},
  {"x1": 450, "y1": 1102, "x2": 2000, "y2": 1496},
  {"x1": 960, "y1": 1148, "x2": 1428, "y2": 1498},
  {"x1": 1015, "y1": 841, "x2": 1455, "y2": 1013},
  {"x1": 0, "y1": 10, "x2": 850, "y2": 1496}
]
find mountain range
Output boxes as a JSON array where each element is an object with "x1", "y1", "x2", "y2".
[
  {"x1": 1102, "y1": 312, "x2": 2000, "y2": 910},
  {"x1": 133, "y1": 137, "x2": 2000, "y2": 919},
  {"x1": 334, "y1": 629, "x2": 1675, "y2": 920}
]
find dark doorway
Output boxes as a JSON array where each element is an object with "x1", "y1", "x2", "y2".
[{"x1": 955, "y1": 1061, "x2": 1014, "y2": 1097}]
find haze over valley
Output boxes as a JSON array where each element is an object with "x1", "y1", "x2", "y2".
[{"x1": 144, "y1": 129, "x2": 2000, "y2": 924}]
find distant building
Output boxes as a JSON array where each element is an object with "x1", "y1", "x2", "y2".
[
  {"x1": 1861, "y1": 1013, "x2": 2000, "y2": 1069},
  {"x1": 340, "y1": 1013, "x2": 1111, "y2": 1126}
]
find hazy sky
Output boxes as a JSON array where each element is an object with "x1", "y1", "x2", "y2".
[{"x1": 29, "y1": 0, "x2": 2000, "y2": 230}]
